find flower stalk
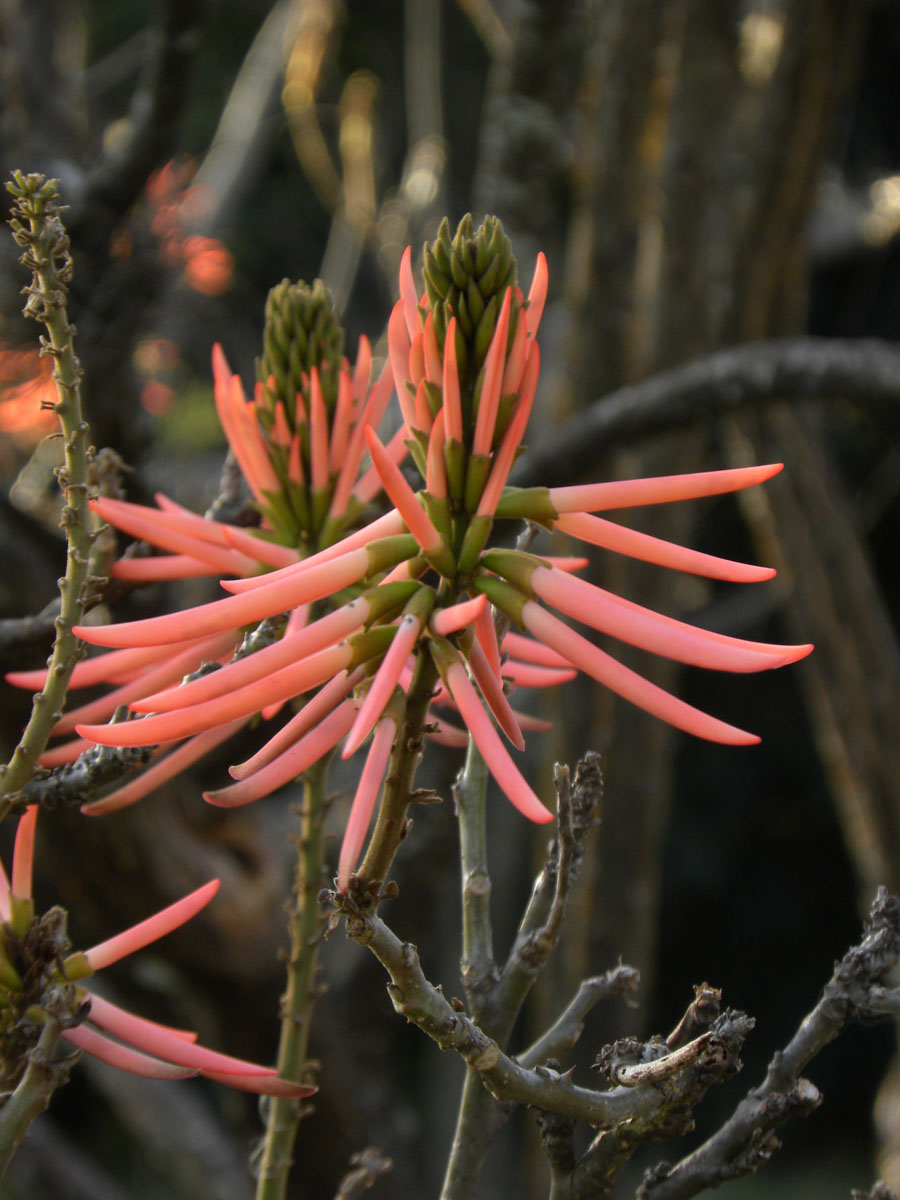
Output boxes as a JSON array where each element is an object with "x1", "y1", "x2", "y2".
[
  {"x1": 0, "y1": 174, "x2": 94, "y2": 817},
  {"x1": 256, "y1": 761, "x2": 329, "y2": 1200}
]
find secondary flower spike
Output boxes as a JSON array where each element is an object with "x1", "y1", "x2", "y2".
[{"x1": 0, "y1": 808, "x2": 313, "y2": 1098}]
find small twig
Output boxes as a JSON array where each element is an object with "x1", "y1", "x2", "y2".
[
  {"x1": 0, "y1": 1008, "x2": 78, "y2": 1179},
  {"x1": 333, "y1": 1146, "x2": 393, "y2": 1199},
  {"x1": 518, "y1": 966, "x2": 640, "y2": 1070},
  {"x1": 339, "y1": 904, "x2": 737, "y2": 1131},
  {"x1": 0, "y1": 600, "x2": 61, "y2": 658},
  {"x1": 494, "y1": 753, "x2": 602, "y2": 1033},
  {"x1": 511, "y1": 337, "x2": 900, "y2": 489},
  {"x1": 639, "y1": 888, "x2": 900, "y2": 1199}
]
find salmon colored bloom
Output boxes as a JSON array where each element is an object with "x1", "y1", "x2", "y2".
[
  {"x1": 10, "y1": 217, "x2": 811, "y2": 890},
  {"x1": 0, "y1": 808, "x2": 312, "y2": 1098}
]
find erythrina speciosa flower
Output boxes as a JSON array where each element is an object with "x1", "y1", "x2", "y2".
[
  {"x1": 0, "y1": 807, "x2": 313, "y2": 1097},
  {"x1": 19, "y1": 216, "x2": 810, "y2": 889}
]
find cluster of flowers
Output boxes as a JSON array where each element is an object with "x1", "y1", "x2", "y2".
[
  {"x1": 0, "y1": 806, "x2": 312, "y2": 1096},
  {"x1": 9, "y1": 216, "x2": 811, "y2": 896}
]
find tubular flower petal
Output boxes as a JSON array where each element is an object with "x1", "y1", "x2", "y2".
[
  {"x1": 204, "y1": 699, "x2": 357, "y2": 808},
  {"x1": 338, "y1": 715, "x2": 397, "y2": 890},
  {"x1": 230, "y1": 667, "x2": 364, "y2": 780},
  {"x1": 519, "y1": 600, "x2": 759, "y2": 746},
  {"x1": 61, "y1": 1025, "x2": 200, "y2": 1081},
  {"x1": 81, "y1": 718, "x2": 250, "y2": 815},
  {"x1": 553, "y1": 511, "x2": 776, "y2": 582},
  {"x1": 73, "y1": 541, "x2": 412, "y2": 648},
  {"x1": 465, "y1": 639, "x2": 525, "y2": 749},
  {"x1": 343, "y1": 601, "x2": 429, "y2": 759},
  {"x1": 83, "y1": 880, "x2": 221, "y2": 971},
  {"x1": 76, "y1": 639, "x2": 361, "y2": 746},
  {"x1": 11, "y1": 806, "x2": 37, "y2": 901},
  {"x1": 443, "y1": 661, "x2": 552, "y2": 824}
]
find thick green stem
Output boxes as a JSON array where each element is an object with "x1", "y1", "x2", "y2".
[
  {"x1": 356, "y1": 650, "x2": 439, "y2": 891},
  {"x1": 255, "y1": 765, "x2": 329, "y2": 1200},
  {"x1": 456, "y1": 738, "x2": 496, "y2": 1011},
  {"x1": 0, "y1": 176, "x2": 93, "y2": 816},
  {"x1": 441, "y1": 736, "x2": 500, "y2": 1200},
  {"x1": 0, "y1": 1018, "x2": 67, "y2": 1177}
]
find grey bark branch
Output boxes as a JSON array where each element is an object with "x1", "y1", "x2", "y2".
[
  {"x1": 512, "y1": 337, "x2": 900, "y2": 488},
  {"x1": 638, "y1": 888, "x2": 900, "y2": 1200}
]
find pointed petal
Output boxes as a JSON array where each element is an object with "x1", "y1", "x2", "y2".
[
  {"x1": 502, "y1": 659, "x2": 577, "y2": 688},
  {"x1": 84, "y1": 880, "x2": 220, "y2": 971},
  {"x1": 388, "y1": 301, "x2": 417, "y2": 432},
  {"x1": 445, "y1": 663, "x2": 552, "y2": 822},
  {"x1": 473, "y1": 288, "x2": 512, "y2": 456},
  {"x1": 85, "y1": 992, "x2": 278, "y2": 1076},
  {"x1": 353, "y1": 425, "x2": 410, "y2": 505},
  {"x1": 364, "y1": 427, "x2": 443, "y2": 554},
  {"x1": 204, "y1": 700, "x2": 357, "y2": 808},
  {"x1": 530, "y1": 565, "x2": 812, "y2": 673},
  {"x1": 398, "y1": 245, "x2": 419, "y2": 338},
  {"x1": 548, "y1": 464, "x2": 784, "y2": 515},
  {"x1": 62, "y1": 1024, "x2": 199, "y2": 1080},
  {"x1": 554, "y1": 511, "x2": 776, "y2": 582},
  {"x1": 501, "y1": 630, "x2": 573, "y2": 669},
  {"x1": 81, "y1": 719, "x2": 249, "y2": 816},
  {"x1": 426, "y1": 409, "x2": 448, "y2": 499},
  {"x1": 218, "y1": 524, "x2": 301, "y2": 569},
  {"x1": 343, "y1": 615, "x2": 421, "y2": 758},
  {"x1": 430, "y1": 593, "x2": 487, "y2": 637},
  {"x1": 73, "y1": 547, "x2": 371, "y2": 648},
  {"x1": 477, "y1": 379, "x2": 536, "y2": 518},
  {"x1": 230, "y1": 667, "x2": 363, "y2": 780},
  {"x1": 223, "y1": 510, "x2": 405, "y2": 593},
  {"x1": 11, "y1": 806, "x2": 38, "y2": 900},
  {"x1": 466, "y1": 640, "x2": 525, "y2": 749},
  {"x1": 201, "y1": 1070, "x2": 316, "y2": 1097},
  {"x1": 77, "y1": 643, "x2": 354, "y2": 747},
  {"x1": 522, "y1": 601, "x2": 759, "y2": 745},
  {"x1": 38, "y1": 738, "x2": 94, "y2": 767},
  {"x1": 525, "y1": 252, "x2": 548, "y2": 340},
  {"x1": 91, "y1": 498, "x2": 258, "y2": 576},
  {"x1": 338, "y1": 716, "x2": 396, "y2": 890},
  {"x1": 130, "y1": 597, "x2": 369, "y2": 714},
  {"x1": 54, "y1": 633, "x2": 236, "y2": 735},
  {"x1": 474, "y1": 597, "x2": 503, "y2": 678}
]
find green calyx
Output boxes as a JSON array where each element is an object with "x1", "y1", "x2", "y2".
[
  {"x1": 257, "y1": 278, "x2": 345, "y2": 424},
  {"x1": 493, "y1": 486, "x2": 558, "y2": 523},
  {"x1": 363, "y1": 580, "x2": 422, "y2": 622},
  {"x1": 471, "y1": 574, "x2": 528, "y2": 625},
  {"x1": 479, "y1": 548, "x2": 543, "y2": 592},
  {"x1": 423, "y1": 215, "x2": 518, "y2": 390}
]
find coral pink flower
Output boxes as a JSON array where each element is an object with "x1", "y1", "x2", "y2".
[
  {"x1": 10, "y1": 218, "x2": 811, "y2": 889},
  {"x1": 0, "y1": 809, "x2": 312, "y2": 1097}
]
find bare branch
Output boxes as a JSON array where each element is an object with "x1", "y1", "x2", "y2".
[
  {"x1": 639, "y1": 888, "x2": 900, "y2": 1200},
  {"x1": 519, "y1": 966, "x2": 640, "y2": 1070},
  {"x1": 333, "y1": 1147, "x2": 393, "y2": 1199},
  {"x1": 512, "y1": 337, "x2": 900, "y2": 489}
]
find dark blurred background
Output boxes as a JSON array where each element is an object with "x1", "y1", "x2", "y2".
[{"x1": 2, "y1": 1, "x2": 900, "y2": 1196}]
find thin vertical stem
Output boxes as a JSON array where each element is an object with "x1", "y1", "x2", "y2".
[
  {"x1": 255, "y1": 763, "x2": 329, "y2": 1200},
  {"x1": 0, "y1": 1017, "x2": 66, "y2": 1177},
  {"x1": 356, "y1": 649, "x2": 439, "y2": 890},
  {"x1": 441, "y1": 735, "x2": 500, "y2": 1200},
  {"x1": 0, "y1": 176, "x2": 93, "y2": 816},
  {"x1": 456, "y1": 737, "x2": 495, "y2": 1010}
]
